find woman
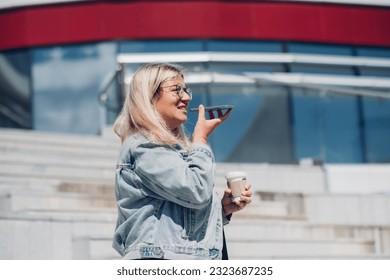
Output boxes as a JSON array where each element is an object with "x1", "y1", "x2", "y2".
[{"x1": 112, "y1": 63, "x2": 252, "y2": 260}]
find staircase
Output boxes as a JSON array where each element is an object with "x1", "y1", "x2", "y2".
[
  {"x1": 225, "y1": 199, "x2": 389, "y2": 259},
  {"x1": 1, "y1": 128, "x2": 390, "y2": 259},
  {"x1": 0, "y1": 128, "x2": 120, "y2": 259}
]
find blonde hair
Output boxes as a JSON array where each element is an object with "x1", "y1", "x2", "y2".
[{"x1": 113, "y1": 63, "x2": 190, "y2": 148}]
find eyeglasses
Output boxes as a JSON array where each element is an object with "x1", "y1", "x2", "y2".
[{"x1": 159, "y1": 84, "x2": 192, "y2": 100}]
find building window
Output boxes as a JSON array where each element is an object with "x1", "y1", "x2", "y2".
[{"x1": 0, "y1": 50, "x2": 32, "y2": 129}]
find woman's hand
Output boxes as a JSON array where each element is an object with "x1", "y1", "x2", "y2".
[
  {"x1": 222, "y1": 183, "x2": 252, "y2": 216},
  {"x1": 192, "y1": 105, "x2": 232, "y2": 144}
]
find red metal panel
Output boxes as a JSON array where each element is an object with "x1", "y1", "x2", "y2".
[{"x1": 0, "y1": 1, "x2": 389, "y2": 50}]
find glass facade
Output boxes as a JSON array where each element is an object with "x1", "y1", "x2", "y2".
[
  {"x1": 0, "y1": 49, "x2": 32, "y2": 129},
  {"x1": 32, "y1": 42, "x2": 117, "y2": 134},
  {"x1": 363, "y1": 98, "x2": 390, "y2": 162},
  {"x1": 292, "y1": 90, "x2": 364, "y2": 163},
  {"x1": 1, "y1": 40, "x2": 389, "y2": 163}
]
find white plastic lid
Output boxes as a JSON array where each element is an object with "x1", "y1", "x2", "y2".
[{"x1": 225, "y1": 171, "x2": 247, "y2": 181}]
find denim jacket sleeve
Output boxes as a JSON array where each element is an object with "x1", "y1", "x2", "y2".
[{"x1": 133, "y1": 141, "x2": 216, "y2": 209}]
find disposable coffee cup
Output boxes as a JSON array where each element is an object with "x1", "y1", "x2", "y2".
[{"x1": 225, "y1": 171, "x2": 247, "y2": 202}]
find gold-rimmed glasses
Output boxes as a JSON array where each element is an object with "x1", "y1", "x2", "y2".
[{"x1": 159, "y1": 84, "x2": 192, "y2": 100}]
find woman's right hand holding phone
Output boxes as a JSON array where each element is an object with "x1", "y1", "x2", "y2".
[{"x1": 192, "y1": 104, "x2": 232, "y2": 144}]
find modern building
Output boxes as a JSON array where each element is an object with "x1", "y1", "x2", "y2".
[{"x1": 1, "y1": 0, "x2": 390, "y2": 164}]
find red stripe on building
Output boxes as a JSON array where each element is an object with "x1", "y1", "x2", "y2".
[{"x1": 0, "y1": 1, "x2": 390, "y2": 50}]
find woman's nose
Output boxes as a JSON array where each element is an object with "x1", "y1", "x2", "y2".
[{"x1": 181, "y1": 91, "x2": 191, "y2": 101}]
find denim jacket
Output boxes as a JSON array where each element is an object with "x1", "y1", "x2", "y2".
[{"x1": 112, "y1": 133, "x2": 226, "y2": 259}]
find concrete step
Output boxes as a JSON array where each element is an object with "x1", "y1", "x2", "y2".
[
  {"x1": 0, "y1": 176, "x2": 64, "y2": 194},
  {"x1": 0, "y1": 141, "x2": 118, "y2": 159},
  {"x1": 73, "y1": 236, "x2": 121, "y2": 260},
  {"x1": 224, "y1": 220, "x2": 390, "y2": 258},
  {"x1": 224, "y1": 219, "x2": 380, "y2": 242},
  {"x1": 214, "y1": 162, "x2": 326, "y2": 194},
  {"x1": 0, "y1": 153, "x2": 115, "y2": 169},
  {"x1": 0, "y1": 129, "x2": 119, "y2": 164},
  {"x1": 55, "y1": 181, "x2": 115, "y2": 195},
  {"x1": 305, "y1": 193, "x2": 390, "y2": 226},
  {"x1": 230, "y1": 200, "x2": 306, "y2": 221},
  {"x1": 0, "y1": 128, "x2": 116, "y2": 183},
  {"x1": 0, "y1": 212, "x2": 116, "y2": 259},
  {"x1": 224, "y1": 190, "x2": 306, "y2": 220},
  {"x1": 233, "y1": 190, "x2": 390, "y2": 225},
  {"x1": 0, "y1": 128, "x2": 120, "y2": 150},
  {"x1": 0, "y1": 162, "x2": 114, "y2": 182},
  {"x1": 226, "y1": 239, "x2": 376, "y2": 259},
  {"x1": 0, "y1": 192, "x2": 116, "y2": 212},
  {"x1": 21, "y1": 208, "x2": 118, "y2": 221},
  {"x1": 325, "y1": 164, "x2": 390, "y2": 194},
  {"x1": 0, "y1": 175, "x2": 114, "y2": 193}
]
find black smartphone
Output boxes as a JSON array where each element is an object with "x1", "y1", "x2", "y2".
[{"x1": 189, "y1": 105, "x2": 234, "y2": 112}]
